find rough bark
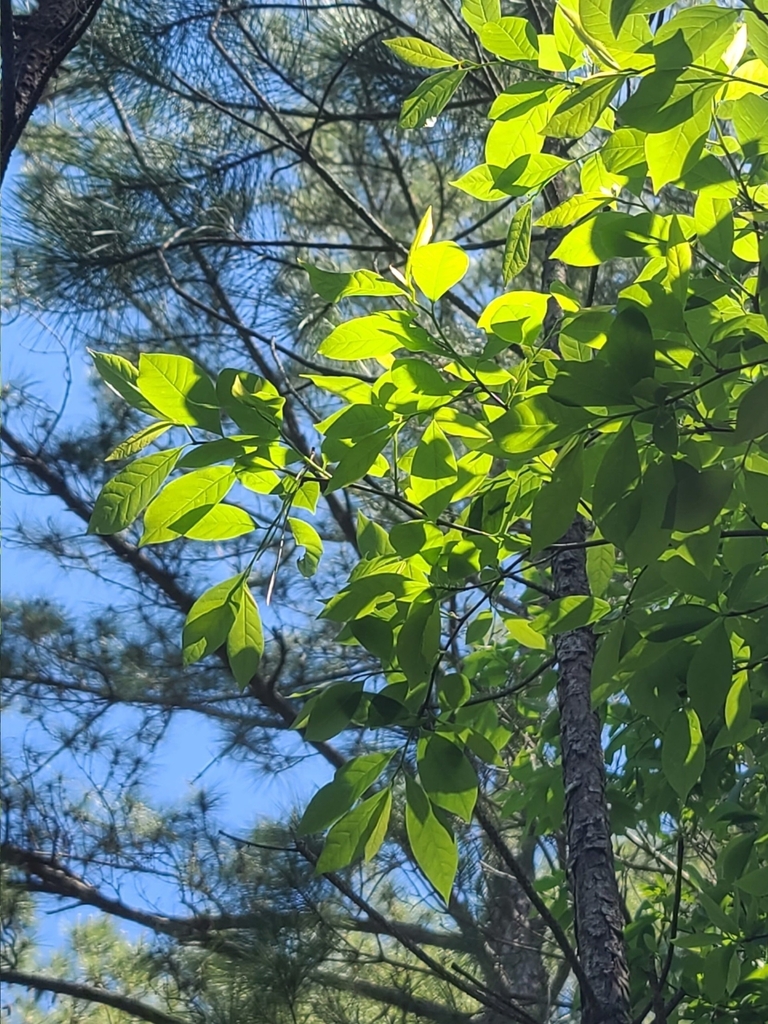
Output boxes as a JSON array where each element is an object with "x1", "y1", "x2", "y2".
[
  {"x1": 1, "y1": 0, "x2": 105, "y2": 180},
  {"x1": 552, "y1": 519, "x2": 631, "y2": 1024}
]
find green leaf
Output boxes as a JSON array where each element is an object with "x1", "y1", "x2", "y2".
[
  {"x1": 298, "y1": 751, "x2": 396, "y2": 835},
  {"x1": 671, "y1": 462, "x2": 733, "y2": 533},
  {"x1": 396, "y1": 598, "x2": 440, "y2": 686},
  {"x1": 653, "y1": 7, "x2": 739, "y2": 71},
  {"x1": 449, "y1": 163, "x2": 509, "y2": 202},
  {"x1": 325, "y1": 429, "x2": 393, "y2": 492},
  {"x1": 592, "y1": 426, "x2": 641, "y2": 545},
  {"x1": 216, "y1": 370, "x2": 284, "y2": 438},
  {"x1": 746, "y1": 11, "x2": 768, "y2": 66},
  {"x1": 479, "y1": 17, "x2": 538, "y2": 61},
  {"x1": 105, "y1": 422, "x2": 173, "y2": 462},
  {"x1": 724, "y1": 672, "x2": 751, "y2": 734},
  {"x1": 536, "y1": 192, "x2": 610, "y2": 229},
  {"x1": 735, "y1": 376, "x2": 768, "y2": 442},
  {"x1": 182, "y1": 575, "x2": 243, "y2": 666},
  {"x1": 289, "y1": 517, "x2": 323, "y2": 577},
  {"x1": 173, "y1": 503, "x2": 255, "y2": 542},
  {"x1": 618, "y1": 70, "x2": 720, "y2": 134},
  {"x1": 695, "y1": 194, "x2": 734, "y2": 265},
  {"x1": 544, "y1": 74, "x2": 624, "y2": 138},
  {"x1": 226, "y1": 582, "x2": 264, "y2": 688},
  {"x1": 88, "y1": 448, "x2": 182, "y2": 535},
  {"x1": 551, "y1": 211, "x2": 651, "y2": 266},
  {"x1": 645, "y1": 104, "x2": 710, "y2": 192},
  {"x1": 645, "y1": 605, "x2": 719, "y2": 643},
  {"x1": 662, "y1": 707, "x2": 705, "y2": 801},
  {"x1": 600, "y1": 305, "x2": 655, "y2": 386},
  {"x1": 316, "y1": 788, "x2": 392, "y2": 873},
  {"x1": 461, "y1": 0, "x2": 501, "y2": 33},
  {"x1": 302, "y1": 682, "x2": 363, "y2": 742},
  {"x1": 302, "y1": 262, "x2": 405, "y2": 301},
  {"x1": 586, "y1": 542, "x2": 616, "y2": 598},
  {"x1": 532, "y1": 596, "x2": 610, "y2": 634},
  {"x1": 405, "y1": 775, "x2": 458, "y2": 902},
  {"x1": 505, "y1": 617, "x2": 548, "y2": 650},
  {"x1": 411, "y1": 241, "x2": 469, "y2": 300},
  {"x1": 408, "y1": 421, "x2": 458, "y2": 520},
  {"x1": 686, "y1": 625, "x2": 733, "y2": 725},
  {"x1": 319, "y1": 310, "x2": 430, "y2": 361},
  {"x1": 418, "y1": 734, "x2": 478, "y2": 822},
  {"x1": 137, "y1": 353, "x2": 221, "y2": 433},
  {"x1": 384, "y1": 37, "x2": 459, "y2": 69},
  {"x1": 737, "y1": 866, "x2": 768, "y2": 897},
  {"x1": 140, "y1": 466, "x2": 236, "y2": 545},
  {"x1": 530, "y1": 444, "x2": 584, "y2": 553},
  {"x1": 88, "y1": 349, "x2": 162, "y2": 417},
  {"x1": 502, "y1": 203, "x2": 532, "y2": 284},
  {"x1": 399, "y1": 69, "x2": 467, "y2": 130}
]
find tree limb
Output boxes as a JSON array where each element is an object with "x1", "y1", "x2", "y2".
[{"x1": 0, "y1": 967, "x2": 188, "y2": 1024}]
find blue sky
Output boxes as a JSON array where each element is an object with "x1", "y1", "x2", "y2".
[{"x1": 3, "y1": 312, "x2": 334, "y2": 964}]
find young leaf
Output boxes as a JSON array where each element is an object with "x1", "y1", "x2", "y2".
[
  {"x1": 543, "y1": 74, "x2": 624, "y2": 138},
  {"x1": 319, "y1": 310, "x2": 430, "y2": 361},
  {"x1": 105, "y1": 422, "x2": 173, "y2": 462},
  {"x1": 411, "y1": 241, "x2": 469, "y2": 300},
  {"x1": 301, "y1": 263, "x2": 405, "y2": 301},
  {"x1": 137, "y1": 353, "x2": 221, "y2": 433},
  {"x1": 289, "y1": 517, "x2": 323, "y2": 577},
  {"x1": 479, "y1": 17, "x2": 538, "y2": 61},
  {"x1": 182, "y1": 575, "x2": 243, "y2": 666},
  {"x1": 140, "y1": 466, "x2": 236, "y2": 545},
  {"x1": 89, "y1": 349, "x2": 162, "y2": 417},
  {"x1": 405, "y1": 776, "x2": 458, "y2": 902},
  {"x1": 226, "y1": 581, "x2": 264, "y2": 689},
  {"x1": 384, "y1": 37, "x2": 459, "y2": 69},
  {"x1": 586, "y1": 542, "x2": 615, "y2": 598},
  {"x1": 88, "y1": 448, "x2": 182, "y2": 535},
  {"x1": 408, "y1": 421, "x2": 458, "y2": 519},
  {"x1": 502, "y1": 202, "x2": 532, "y2": 284},
  {"x1": 399, "y1": 69, "x2": 467, "y2": 130},
  {"x1": 461, "y1": 0, "x2": 501, "y2": 33}
]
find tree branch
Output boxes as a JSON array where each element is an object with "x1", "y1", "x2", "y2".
[{"x1": 0, "y1": 967, "x2": 188, "y2": 1024}]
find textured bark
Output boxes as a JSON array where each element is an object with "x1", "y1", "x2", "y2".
[
  {"x1": 552, "y1": 518, "x2": 630, "y2": 1024},
  {"x1": 479, "y1": 836, "x2": 549, "y2": 1024},
  {"x1": 1, "y1": 0, "x2": 105, "y2": 179}
]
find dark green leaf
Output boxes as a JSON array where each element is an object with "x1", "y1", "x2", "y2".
[
  {"x1": 530, "y1": 444, "x2": 583, "y2": 553},
  {"x1": 662, "y1": 707, "x2": 705, "y2": 800},
  {"x1": 418, "y1": 734, "x2": 478, "y2": 821}
]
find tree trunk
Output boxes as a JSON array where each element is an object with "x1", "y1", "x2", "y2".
[
  {"x1": 552, "y1": 519, "x2": 631, "y2": 1024},
  {"x1": 1, "y1": 0, "x2": 105, "y2": 179}
]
